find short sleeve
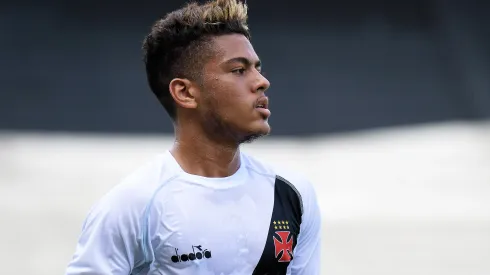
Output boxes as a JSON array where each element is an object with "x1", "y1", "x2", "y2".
[
  {"x1": 65, "y1": 189, "x2": 146, "y2": 275},
  {"x1": 290, "y1": 179, "x2": 322, "y2": 274}
]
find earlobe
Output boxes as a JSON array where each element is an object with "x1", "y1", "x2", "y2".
[{"x1": 169, "y1": 78, "x2": 198, "y2": 109}]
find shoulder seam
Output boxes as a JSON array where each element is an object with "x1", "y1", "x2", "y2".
[
  {"x1": 244, "y1": 163, "x2": 276, "y2": 179},
  {"x1": 140, "y1": 174, "x2": 179, "y2": 265},
  {"x1": 276, "y1": 175, "x2": 304, "y2": 216}
]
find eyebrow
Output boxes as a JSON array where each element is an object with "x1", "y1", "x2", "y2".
[{"x1": 222, "y1": 57, "x2": 262, "y2": 68}]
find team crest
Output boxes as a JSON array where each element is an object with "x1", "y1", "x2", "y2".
[{"x1": 272, "y1": 220, "x2": 294, "y2": 262}]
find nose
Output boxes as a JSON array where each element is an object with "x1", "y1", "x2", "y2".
[{"x1": 254, "y1": 71, "x2": 270, "y2": 94}]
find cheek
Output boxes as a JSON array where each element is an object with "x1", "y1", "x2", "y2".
[
  {"x1": 212, "y1": 96, "x2": 240, "y2": 120},
  {"x1": 204, "y1": 77, "x2": 251, "y2": 116},
  {"x1": 221, "y1": 92, "x2": 250, "y2": 117}
]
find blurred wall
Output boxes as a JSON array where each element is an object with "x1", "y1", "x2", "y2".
[
  {"x1": 1, "y1": 0, "x2": 489, "y2": 135},
  {"x1": 1, "y1": 121, "x2": 489, "y2": 274}
]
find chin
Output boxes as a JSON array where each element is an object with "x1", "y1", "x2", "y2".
[
  {"x1": 239, "y1": 121, "x2": 271, "y2": 144},
  {"x1": 252, "y1": 118, "x2": 271, "y2": 134}
]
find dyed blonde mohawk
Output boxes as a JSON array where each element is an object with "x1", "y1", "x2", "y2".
[{"x1": 142, "y1": 0, "x2": 252, "y2": 119}]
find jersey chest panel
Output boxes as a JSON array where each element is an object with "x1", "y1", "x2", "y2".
[{"x1": 151, "y1": 180, "x2": 275, "y2": 274}]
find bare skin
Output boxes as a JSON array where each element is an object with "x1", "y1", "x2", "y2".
[{"x1": 168, "y1": 34, "x2": 271, "y2": 178}]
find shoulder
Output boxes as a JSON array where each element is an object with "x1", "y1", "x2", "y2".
[
  {"x1": 84, "y1": 153, "x2": 179, "y2": 225},
  {"x1": 241, "y1": 151, "x2": 318, "y2": 210}
]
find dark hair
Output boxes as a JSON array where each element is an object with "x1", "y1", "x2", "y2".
[{"x1": 142, "y1": 0, "x2": 251, "y2": 120}]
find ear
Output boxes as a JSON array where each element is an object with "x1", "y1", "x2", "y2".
[{"x1": 169, "y1": 78, "x2": 198, "y2": 110}]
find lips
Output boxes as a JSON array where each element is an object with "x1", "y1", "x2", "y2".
[
  {"x1": 255, "y1": 96, "x2": 269, "y2": 109},
  {"x1": 255, "y1": 96, "x2": 271, "y2": 118}
]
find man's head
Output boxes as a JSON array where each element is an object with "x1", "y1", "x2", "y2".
[{"x1": 142, "y1": 0, "x2": 271, "y2": 145}]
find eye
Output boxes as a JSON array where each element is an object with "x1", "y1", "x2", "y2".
[{"x1": 231, "y1": 68, "x2": 246, "y2": 75}]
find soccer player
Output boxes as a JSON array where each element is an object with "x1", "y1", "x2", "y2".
[{"x1": 65, "y1": 0, "x2": 321, "y2": 274}]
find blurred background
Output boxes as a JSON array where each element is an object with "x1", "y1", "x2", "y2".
[{"x1": 1, "y1": 0, "x2": 489, "y2": 274}]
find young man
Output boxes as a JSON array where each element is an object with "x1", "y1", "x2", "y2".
[{"x1": 65, "y1": 0, "x2": 321, "y2": 274}]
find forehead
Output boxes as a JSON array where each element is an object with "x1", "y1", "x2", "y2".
[{"x1": 209, "y1": 34, "x2": 259, "y2": 63}]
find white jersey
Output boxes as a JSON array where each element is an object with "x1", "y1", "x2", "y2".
[{"x1": 66, "y1": 150, "x2": 321, "y2": 275}]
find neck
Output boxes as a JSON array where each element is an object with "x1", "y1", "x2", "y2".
[{"x1": 170, "y1": 123, "x2": 241, "y2": 178}]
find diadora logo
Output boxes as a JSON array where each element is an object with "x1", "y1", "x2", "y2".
[
  {"x1": 272, "y1": 220, "x2": 294, "y2": 262},
  {"x1": 170, "y1": 245, "x2": 212, "y2": 263}
]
